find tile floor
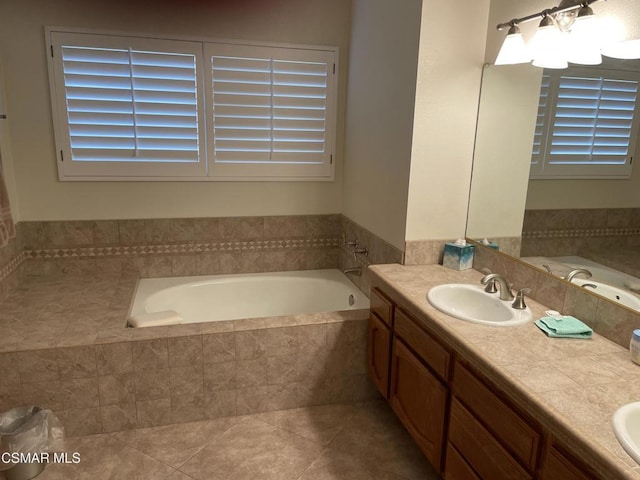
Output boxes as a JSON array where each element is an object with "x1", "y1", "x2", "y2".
[{"x1": 8, "y1": 400, "x2": 440, "y2": 480}]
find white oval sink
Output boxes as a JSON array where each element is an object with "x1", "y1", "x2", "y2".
[
  {"x1": 613, "y1": 402, "x2": 640, "y2": 464},
  {"x1": 427, "y1": 284, "x2": 532, "y2": 327},
  {"x1": 573, "y1": 279, "x2": 640, "y2": 312}
]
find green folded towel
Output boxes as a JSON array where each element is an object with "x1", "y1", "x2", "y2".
[{"x1": 535, "y1": 316, "x2": 593, "y2": 339}]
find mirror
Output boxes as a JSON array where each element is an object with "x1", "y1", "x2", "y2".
[{"x1": 466, "y1": 1, "x2": 640, "y2": 308}]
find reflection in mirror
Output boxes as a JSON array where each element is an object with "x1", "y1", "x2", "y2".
[{"x1": 466, "y1": 58, "x2": 640, "y2": 312}]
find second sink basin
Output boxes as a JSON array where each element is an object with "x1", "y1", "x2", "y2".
[
  {"x1": 613, "y1": 402, "x2": 640, "y2": 465},
  {"x1": 427, "y1": 284, "x2": 532, "y2": 327}
]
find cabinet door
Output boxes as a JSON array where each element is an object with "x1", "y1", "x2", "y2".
[
  {"x1": 540, "y1": 445, "x2": 597, "y2": 480},
  {"x1": 389, "y1": 338, "x2": 448, "y2": 472},
  {"x1": 367, "y1": 314, "x2": 391, "y2": 398},
  {"x1": 445, "y1": 443, "x2": 481, "y2": 480}
]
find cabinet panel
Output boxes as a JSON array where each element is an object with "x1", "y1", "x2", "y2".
[
  {"x1": 452, "y1": 362, "x2": 540, "y2": 471},
  {"x1": 367, "y1": 314, "x2": 391, "y2": 398},
  {"x1": 445, "y1": 443, "x2": 481, "y2": 480},
  {"x1": 370, "y1": 287, "x2": 393, "y2": 327},
  {"x1": 541, "y1": 445, "x2": 597, "y2": 480},
  {"x1": 390, "y1": 338, "x2": 448, "y2": 472},
  {"x1": 394, "y1": 308, "x2": 450, "y2": 381},
  {"x1": 448, "y1": 398, "x2": 531, "y2": 480}
]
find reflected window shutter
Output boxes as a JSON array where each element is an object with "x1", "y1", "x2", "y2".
[
  {"x1": 61, "y1": 46, "x2": 199, "y2": 163},
  {"x1": 531, "y1": 73, "x2": 551, "y2": 167},
  {"x1": 548, "y1": 74, "x2": 638, "y2": 165},
  {"x1": 211, "y1": 52, "x2": 329, "y2": 167}
]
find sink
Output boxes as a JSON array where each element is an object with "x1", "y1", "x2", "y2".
[
  {"x1": 613, "y1": 402, "x2": 640, "y2": 464},
  {"x1": 572, "y1": 279, "x2": 640, "y2": 312},
  {"x1": 427, "y1": 284, "x2": 532, "y2": 327}
]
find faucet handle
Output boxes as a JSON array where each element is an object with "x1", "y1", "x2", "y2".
[{"x1": 512, "y1": 288, "x2": 531, "y2": 310}]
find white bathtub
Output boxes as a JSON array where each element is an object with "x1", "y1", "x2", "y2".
[{"x1": 129, "y1": 269, "x2": 370, "y2": 326}]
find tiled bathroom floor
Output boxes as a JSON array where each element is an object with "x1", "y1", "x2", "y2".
[{"x1": 24, "y1": 401, "x2": 439, "y2": 480}]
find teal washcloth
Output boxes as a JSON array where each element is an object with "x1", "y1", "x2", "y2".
[{"x1": 535, "y1": 316, "x2": 593, "y2": 339}]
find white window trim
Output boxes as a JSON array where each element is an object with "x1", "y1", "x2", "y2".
[
  {"x1": 45, "y1": 27, "x2": 338, "y2": 182},
  {"x1": 530, "y1": 66, "x2": 640, "y2": 180}
]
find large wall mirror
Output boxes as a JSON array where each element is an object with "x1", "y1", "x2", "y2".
[{"x1": 466, "y1": 0, "x2": 640, "y2": 311}]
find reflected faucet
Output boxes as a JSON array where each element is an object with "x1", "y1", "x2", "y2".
[
  {"x1": 480, "y1": 273, "x2": 514, "y2": 301},
  {"x1": 564, "y1": 268, "x2": 592, "y2": 283}
]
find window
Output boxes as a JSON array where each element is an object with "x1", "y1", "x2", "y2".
[
  {"x1": 530, "y1": 67, "x2": 640, "y2": 179},
  {"x1": 46, "y1": 30, "x2": 337, "y2": 181}
]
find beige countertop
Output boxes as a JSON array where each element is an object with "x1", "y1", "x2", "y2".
[{"x1": 370, "y1": 263, "x2": 640, "y2": 480}]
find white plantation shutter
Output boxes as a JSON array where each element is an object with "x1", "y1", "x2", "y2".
[
  {"x1": 205, "y1": 43, "x2": 336, "y2": 179},
  {"x1": 47, "y1": 30, "x2": 337, "y2": 181},
  {"x1": 50, "y1": 32, "x2": 206, "y2": 179},
  {"x1": 530, "y1": 67, "x2": 640, "y2": 178}
]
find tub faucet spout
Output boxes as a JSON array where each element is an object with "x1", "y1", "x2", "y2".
[
  {"x1": 343, "y1": 267, "x2": 362, "y2": 276},
  {"x1": 564, "y1": 268, "x2": 592, "y2": 283}
]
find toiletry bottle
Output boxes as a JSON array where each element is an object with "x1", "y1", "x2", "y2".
[{"x1": 631, "y1": 329, "x2": 640, "y2": 365}]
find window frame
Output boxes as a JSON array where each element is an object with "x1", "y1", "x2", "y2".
[
  {"x1": 530, "y1": 66, "x2": 640, "y2": 180},
  {"x1": 45, "y1": 27, "x2": 338, "y2": 182}
]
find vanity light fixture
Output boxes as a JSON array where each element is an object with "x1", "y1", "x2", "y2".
[
  {"x1": 495, "y1": 24, "x2": 532, "y2": 65},
  {"x1": 495, "y1": 0, "x2": 609, "y2": 68}
]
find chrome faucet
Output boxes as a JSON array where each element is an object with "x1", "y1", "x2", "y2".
[
  {"x1": 343, "y1": 267, "x2": 362, "y2": 276},
  {"x1": 481, "y1": 273, "x2": 514, "y2": 301},
  {"x1": 564, "y1": 268, "x2": 592, "y2": 283}
]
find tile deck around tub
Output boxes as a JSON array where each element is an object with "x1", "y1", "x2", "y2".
[
  {"x1": 0, "y1": 273, "x2": 374, "y2": 436},
  {"x1": 5, "y1": 401, "x2": 439, "y2": 480}
]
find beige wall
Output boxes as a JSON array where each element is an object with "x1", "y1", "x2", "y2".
[
  {"x1": 0, "y1": 58, "x2": 19, "y2": 219},
  {"x1": 405, "y1": 0, "x2": 490, "y2": 242},
  {"x1": 467, "y1": 64, "x2": 541, "y2": 238},
  {"x1": 0, "y1": 0, "x2": 351, "y2": 221},
  {"x1": 341, "y1": 0, "x2": 422, "y2": 250}
]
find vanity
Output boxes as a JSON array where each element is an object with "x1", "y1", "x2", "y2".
[{"x1": 368, "y1": 263, "x2": 640, "y2": 480}]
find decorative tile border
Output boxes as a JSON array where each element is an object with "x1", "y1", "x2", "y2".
[
  {"x1": 523, "y1": 228, "x2": 640, "y2": 239},
  {"x1": 0, "y1": 251, "x2": 25, "y2": 283},
  {"x1": 24, "y1": 237, "x2": 339, "y2": 260}
]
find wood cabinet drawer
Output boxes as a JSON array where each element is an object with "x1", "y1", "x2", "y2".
[
  {"x1": 394, "y1": 307, "x2": 450, "y2": 381},
  {"x1": 445, "y1": 442, "x2": 481, "y2": 480},
  {"x1": 370, "y1": 287, "x2": 393, "y2": 327},
  {"x1": 452, "y1": 362, "x2": 540, "y2": 472},
  {"x1": 541, "y1": 445, "x2": 597, "y2": 480},
  {"x1": 448, "y1": 398, "x2": 531, "y2": 480},
  {"x1": 367, "y1": 314, "x2": 391, "y2": 398}
]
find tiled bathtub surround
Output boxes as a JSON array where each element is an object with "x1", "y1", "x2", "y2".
[
  {"x1": 473, "y1": 242, "x2": 640, "y2": 349},
  {"x1": 0, "y1": 273, "x2": 374, "y2": 436},
  {"x1": 521, "y1": 208, "x2": 640, "y2": 258},
  {"x1": 0, "y1": 224, "x2": 24, "y2": 302},
  {"x1": 338, "y1": 216, "x2": 403, "y2": 294}
]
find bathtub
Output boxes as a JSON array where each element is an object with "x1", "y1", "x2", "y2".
[{"x1": 129, "y1": 269, "x2": 370, "y2": 326}]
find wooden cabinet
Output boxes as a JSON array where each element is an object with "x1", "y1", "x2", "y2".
[
  {"x1": 389, "y1": 337, "x2": 448, "y2": 471},
  {"x1": 367, "y1": 313, "x2": 391, "y2": 398},
  {"x1": 368, "y1": 284, "x2": 606, "y2": 480},
  {"x1": 540, "y1": 444, "x2": 597, "y2": 480}
]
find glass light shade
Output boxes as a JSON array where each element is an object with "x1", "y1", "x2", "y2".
[
  {"x1": 602, "y1": 39, "x2": 640, "y2": 60},
  {"x1": 566, "y1": 13, "x2": 602, "y2": 65},
  {"x1": 532, "y1": 20, "x2": 568, "y2": 69},
  {"x1": 495, "y1": 26, "x2": 532, "y2": 65}
]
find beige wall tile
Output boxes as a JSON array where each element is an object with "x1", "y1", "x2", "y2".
[
  {"x1": 171, "y1": 394, "x2": 205, "y2": 423},
  {"x1": 267, "y1": 355, "x2": 297, "y2": 385},
  {"x1": 134, "y1": 368, "x2": 170, "y2": 401},
  {"x1": 236, "y1": 359, "x2": 267, "y2": 388},
  {"x1": 98, "y1": 373, "x2": 136, "y2": 406},
  {"x1": 168, "y1": 335, "x2": 203, "y2": 367},
  {"x1": 136, "y1": 398, "x2": 171, "y2": 428},
  {"x1": 132, "y1": 339, "x2": 169, "y2": 371},
  {"x1": 0, "y1": 353, "x2": 20, "y2": 385},
  {"x1": 204, "y1": 390, "x2": 237, "y2": 419},
  {"x1": 16, "y1": 349, "x2": 59, "y2": 383},
  {"x1": 202, "y1": 333, "x2": 236, "y2": 364},
  {"x1": 61, "y1": 377, "x2": 99, "y2": 409},
  {"x1": 57, "y1": 346, "x2": 97, "y2": 379},
  {"x1": 235, "y1": 330, "x2": 267, "y2": 360},
  {"x1": 298, "y1": 324, "x2": 327, "y2": 353},
  {"x1": 96, "y1": 342, "x2": 134, "y2": 375},
  {"x1": 55, "y1": 407, "x2": 101, "y2": 437},
  {"x1": 266, "y1": 384, "x2": 297, "y2": 411},
  {"x1": 266, "y1": 327, "x2": 298, "y2": 357},
  {"x1": 236, "y1": 386, "x2": 269, "y2": 415},
  {"x1": 22, "y1": 381, "x2": 64, "y2": 410},
  {"x1": 0, "y1": 383, "x2": 24, "y2": 411},
  {"x1": 100, "y1": 403, "x2": 137, "y2": 432},
  {"x1": 169, "y1": 366, "x2": 204, "y2": 397},
  {"x1": 203, "y1": 362, "x2": 236, "y2": 394}
]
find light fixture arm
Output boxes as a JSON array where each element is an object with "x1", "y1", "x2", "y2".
[{"x1": 496, "y1": 0, "x2": 603, "y2": 31}]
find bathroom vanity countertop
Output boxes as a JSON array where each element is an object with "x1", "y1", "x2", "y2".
[{"x1": 370, "y1": 263, "x2": 640, "y2": 480}]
